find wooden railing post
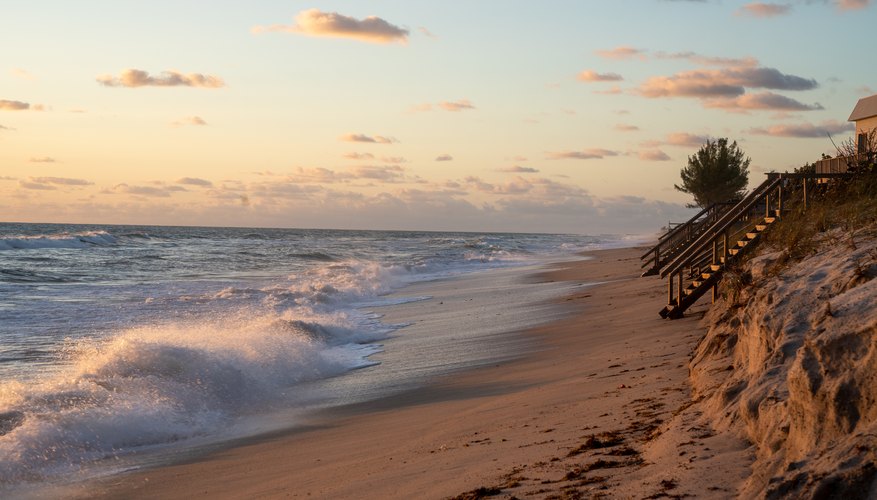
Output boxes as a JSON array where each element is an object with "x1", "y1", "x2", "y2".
[
  {"x1": 803, "y1": 178, "x2": 808, "y2": 212},
  {"x1": 668, "y1": 273, "x2": 674, "y2": 305},
  {"x1": 778, "y1": 181, "x2": 784, "y2": 216},
  {"x1": 765, "y1": 193, "x2": 770, "y2": 218},
  {"x1": 677, "y1": 273, "x2": 683, "y2": 308}
]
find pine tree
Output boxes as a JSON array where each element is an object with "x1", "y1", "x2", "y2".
[{"x1": 675, "y1": 138, "x2": 750, "y2": 208}]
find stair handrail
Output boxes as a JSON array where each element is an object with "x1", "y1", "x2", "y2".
[
  {"x1": 639, "y1": 203, "x2": 718, "y2": 260},
  {"x1": 660, "y1": 176, "x2": 782, "y2": 279}
]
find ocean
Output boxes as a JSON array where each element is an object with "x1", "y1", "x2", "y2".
[{"x1": 0, "y1": 222, "x2": 634, "y2": 490}]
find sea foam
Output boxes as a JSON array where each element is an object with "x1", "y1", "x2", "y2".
[
  {"x1": 0, "y1": 309, "x2": 384, "y2": 482},
  {"x1": 0, "y1": 231, "x2": 117, "y2": 251}
]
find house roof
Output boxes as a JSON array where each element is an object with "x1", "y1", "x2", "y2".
[{"x1": 849, "y1": 94, "x2": 877, "y2": 122}]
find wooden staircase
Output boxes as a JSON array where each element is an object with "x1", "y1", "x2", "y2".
[
  {"x1": 640, "y1": 202, "x2": 736, "y2": 277},
  {"x1": 651, "y1": 172, "x2": 853, "y2": 319},
  {"x1": 659, "y1": 212, "x2": 778, "y2": 319}
]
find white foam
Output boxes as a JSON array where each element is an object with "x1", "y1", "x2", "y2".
[
  {"x1": 0, "y1": 231, "x2": 117, "y2": 251},
  {"x1": 0, "y1": 310, "x2": 384, "y2": 482}
]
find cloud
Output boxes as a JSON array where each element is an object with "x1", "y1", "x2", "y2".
[
  {"x1": 32, "y1": 177, "x2": 92, "y2": 186},
  {"x1": 498, "y1": 166, "x2": 540, "y2": 173},
  {"x1": 343, "y1": 152, "x2": 375, "y2": 160},
  {"x1": 665, "y1": 132, "x2": 710, "y2": 147},
  {"x1": 172, "y1": 116, "x2": 208, "y2": 126},
  {"x1": 380, "y1": 156, "x2": 407, "y2": 164},
  {"x1": 638, "y1": 66, "x2": 816, "y2": 99},
  {"x1": 11, "y1": 68, "x2": 35, "y2": 80},
  {"x1": 0, "y1": 124, "x2": 12, "y2": 131},
  {"x1": 704, "y1": 91, "x2": 822, "y2": 111},
  {"x1": 653, "y1": 52, "x2": 759, "y2": 67},
  {"x1": 547, "y1": 149, "x2": 620, "y2": 160},
  {"x1": 615, "y1": 123, "x2": 640, "y2": 132},
  {"x1": 747, "y1": 119, "x2": 854, "y2": 137},
  {"x1": 0, "y1": 100, "x2": 31, "y2": 111},
  {"x1": 339, "y1": 133, "x2": 397, "y2": 144},
  {"x1": 349, "y1": 165, "x2": 406, "y2": 182},
  {"x1": 577, "y1": 70, "x2": 624, "y2": 82},
  {"x1": 20, "y1": 176, "x2": 93, "y2": 190},
  {"x1": 837, "y1": 0, "x2": 870, "y2": 10},
  {"x1": 737, "y1": 2, "x2": 793, "y2": 17},
  {"x1": 253, "y1": 9, "x2": 409, "y2": 44},
  {"x1": 418, "y1": 27, "x2": 437, "y2": 38},
  {"x1": 593, "y1": 86, "x2": 624, "y2": 95},
  {"x1": 107, "y1": 183, "x2": 186, "y2": 197},
  {"x1": 19, "y1": 180, "x2": 56, "y2": 190},
  {"x1": 177, "y1": 177, "x2": 213, "y2": 187},
  {"x1": 435, "y1": 154, "x2": 453, "y2": 162},
  {"x1": 29, "y1": 156, "x2": 57, "y2": 163},
  {"x1": 639, "y1": 150, "x2": 672, "y2": 161},
  {"x1": 595, "y1": 46, "x2": 647, "y2": 60},
  {"x1": 637, "y1": 63, "x2": 820, "y2": 112},
  {"x1": 96, "y1": 69, "x2": 225, "y2": 88},
  {"x1": 437, "y1": 99, "x2": 475, "y2": 112}
]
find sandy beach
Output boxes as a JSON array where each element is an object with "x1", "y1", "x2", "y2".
[{"x1": 84, "y1": 247, "x2": 752, "y2": 499}]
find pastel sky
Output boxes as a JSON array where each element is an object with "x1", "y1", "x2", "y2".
[{"x1": 1, "y1": 0, "x2": 873, "y2": 234}]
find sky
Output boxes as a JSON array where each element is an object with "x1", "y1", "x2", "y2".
[{"x1": 1, "y1": 0, "x2": 874, "y2": 234}]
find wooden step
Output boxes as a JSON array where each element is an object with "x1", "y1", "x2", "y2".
[
  {"x1": 729, "y1": 248, "x2": 741, "y2": 256},
  {"x1": 737, "y1": 240, "x2": 750, "y2": 247},
  {"x1": 764, "y1": 217, "x2": 776, "y2": 224},
  {"x1": 746, "y1": 232, "x2": 759, "y2": 239},
  {"x1": 710, "y1": 264, "x2": 722, "y2": 271},
  {"x1": 755, "y1": 224, "x2": 767, "y2": 231}
]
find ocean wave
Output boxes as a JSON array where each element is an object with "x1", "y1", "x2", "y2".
[
  {"x1": 0, "y1": 310, "x2": 385, "y2": 482},
  {"x1": 0, "y1": 231, "x2": 117, "y2": 251}
]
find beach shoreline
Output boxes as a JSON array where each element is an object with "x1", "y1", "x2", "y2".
[{"x1": 80, "y1": 246, "x2": 751, "y2": 499}]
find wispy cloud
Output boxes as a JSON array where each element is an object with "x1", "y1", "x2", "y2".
[
  {"x1": 654, "y1": 52, "x2": 759, "y2": 67},
  {"x1": 498, "y1": 166, "x2": 539, "y2": 173},
  {"x1": 594, "y1": 86, "x2": 623, "y2": 95},
  {"x1": 747, "y1": 119, "x2": 854, "y2": 137},
  {"x1": 438, "y1": 99, "x2": 475, "y2": 112},
  {"x1": 837, "y1": 0, "x2": 870, "y2": 10},
  {"x1": 547, "y1": 149, "x2": 620, "y2": 160},
  {"x1": 639, "y1": 150, "x2": 672, "y2": 161},
  {"x1": 177, "y1": 177, "x2": 213, "y2": 187},
  {"x1": 704, "y1": 91, "x2": 822, "y2": 111},
  {"x1": 339, "y1": 133, "x2": 397, "y2": 144},
  {"x1": 418, "y1": 27, "x2": 437, "y2": 38},
  {"x1": 435, "y1": 154, "x2": 454, "y2": 162},
  {"x1": 343, "y1": 152, "x2": 376, "y2": 160},
  {"x1": 665, "y1": 132, "x2": 710, "y2": 147},
  {"x1": 0, "y1": 100, "x2": 32, "y2": 111},
  {"x1": 171, "y1": 116, "x2": 208, "y2": 126},
  {"x1": 97, "y1": 69, "x2": 225, "y2": 88},
  {"x1": 11, "y1": 68, "x2": 35, "y2": 80},
  {"x1": 107, "y1": 183, "x2": 187, "y2": 197},
  {"x1": 20, "y1": 176, "x2": 93, "y2": 190},
  {"x1": 253, "y1": 9, "x2": 409, "y2": 44},
  {"x1": 577, "y1": 70, "x2": 623, "y2": 82},
  {"x1": 595, "y1": 46, "x2": 647, "y2": 60},
  {"x1": 615, "y1": 123, "x2": 640, "y2": 132},
  {"x1": 737, "y1": 2, "x2": 792, "y2": 17},
  {"x1": 414, "y1": 100, "x2": 476, "y2": 112},
  {"x1": 29, "y1": 157, "x2": 57, "y2": 163}
]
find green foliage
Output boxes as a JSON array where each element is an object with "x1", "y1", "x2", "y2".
[
  {"x1": 675, "y1": 138, "x2": 750, "y2": 208},
  {"x1": 795, "y1": 162, "x2": 816, "y2": 175}
]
